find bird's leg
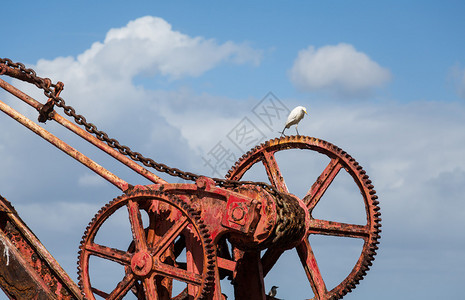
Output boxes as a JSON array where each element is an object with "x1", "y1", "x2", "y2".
[
  {"x1": 295, "y1": 126, "x2": 299, "y2": 135},
  {"x1": 281, "y1": 128, "x2": 286, "y2": 136}
]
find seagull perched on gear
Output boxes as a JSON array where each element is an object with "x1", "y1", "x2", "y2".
[
  {"x1": 268, "y1": 285, "x2": 279, "y2": 297},
  {"x1": 281, "y1": 106, "x2": 308, "y2": 136}
]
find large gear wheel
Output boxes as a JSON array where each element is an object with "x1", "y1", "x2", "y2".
[
  {"x1": 226, "y1": 136, "x2": 381, "y2": 300},
  {"x1": 77, "y1": 189, "x2": 216, "y2": 300}
]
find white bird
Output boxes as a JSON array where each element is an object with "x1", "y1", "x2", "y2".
[
  {"x1": 268, "y1": 285, "x2": 279, "y2": 297},
  {"x1": 281, "y1": 106, "x2": 308, "y2": 136}
]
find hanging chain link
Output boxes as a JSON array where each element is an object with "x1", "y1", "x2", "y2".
[{"x1": 0, "y1": 58, "x2": 283, "y2": 200}]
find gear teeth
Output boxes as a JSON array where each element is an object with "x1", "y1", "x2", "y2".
[
  {"x1": 190, "y1": 210, "x2": 200, "y2": 216},
  {"x1": 225, "y1": 135, "x2": 382, "y2": 300},
  {"x1": 206, "y1": 261, "x2": 216, "y2": 269},
  {"x1": 364, "y1": 260, "x2": 373, "y2": 267},
  {"x1": 206, "y1": 269, "x2": 215, "y2": 276},
  {"x1": 77, "y1": 190, "x2": 217, "y2": 300}
]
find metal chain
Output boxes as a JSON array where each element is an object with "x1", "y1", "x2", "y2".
[{"x1": 0, "y1": 58, "x2": 283, "y2": 199}]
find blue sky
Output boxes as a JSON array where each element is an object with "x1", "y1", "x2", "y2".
[
  {"x1": 1, "y1": 1, "x2": 465, "y2": 299},
  {"x1": 5, "y1": 1, "x2": 465, "y2": 101}
]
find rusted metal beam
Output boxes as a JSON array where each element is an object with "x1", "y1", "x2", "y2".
[
  {"x1": 0, "y1": 98, "x2": 130, "y2": 192},
  {"x1": 233, "y1": 250, "x2": 266, "y2": 300},
  {"x1": 0, "y1": 231, "x2": 56, "y2": 299},
  {"x1": 0, "y1": 195, "x2": 83, "y2": 299},
  {"x1": 0, "y1": 77, "x2": 166, "y2": 185}
]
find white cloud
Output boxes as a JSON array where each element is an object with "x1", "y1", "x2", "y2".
[
  {"x1": 9, "y1": 16, "x2": 263, "y2": 138},
  {"x1": 289, "y1": 43, "x2": 391, "y2": 97},
  {"x1": 39, "y1": 16, "x2": 262, "y2": 82},
  {"x1": 78, "y1": 16, "x2": 261, "y2": 80}
]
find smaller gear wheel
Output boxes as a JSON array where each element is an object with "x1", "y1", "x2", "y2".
[{"x1": 77, "y1": 189, "x2": 216, "y2": 300}]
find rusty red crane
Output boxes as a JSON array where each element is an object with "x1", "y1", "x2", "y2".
[{"x1": 0, "y1": 58, "x2": 381, "y2": 300}]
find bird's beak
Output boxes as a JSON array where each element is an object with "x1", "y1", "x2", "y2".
[{"x1": 305, "y1": 110, "x2": 308, "y2": 114}]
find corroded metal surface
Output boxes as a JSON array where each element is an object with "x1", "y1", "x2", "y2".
[
  {"x1": 226, "y1": 135, "x2": 382, "y2": 299},
  {"x1": 77, "y1": 190, "x2": 216, "y2": 300},
  {"x1": 76, "y1": 179, "x2": 310, "y2": 299},
  {"x1": 0, "y1": 195, "x2": 82, "y2": 299},
  {"x1": 0, "y1": 59, "x2": 381, "y2": 299},
  {"x1": 0, "y1": 98, "x2": 131, "y2": 192},
  {"x1": 0, "y1": 76, "x2": 165, "y2": 185}
]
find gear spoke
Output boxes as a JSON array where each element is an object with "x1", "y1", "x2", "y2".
[
  {"x1": 153, "y1": 262, "x2": 203, "y2": 286},
  {"x1": 151, "y1": 215, "x2": 189, "y2": 258},
  {"x1": 262, "y1": 150, "x2": 289, "y2": 193},
  {"x1": 84, "y1": 243, "x2": 131, "y2": 265},
  {"x1": 142, "y1": 276, "x2": 158, "y2": 300},
  {"x1": 304, "y1": 157, "x2": 342, "y2": 211},
  {"x1": 296, "y1": 238, "x2": 327, "y2": 299},
  {"x1": 261, "y1": 248, "x2": 285, "y2": 276},
  {"x1": 107, "y1": 273, "x2": 135, "y2": 300},
  {"x1": 91, "y1": 287, "x2": 109, "y2": 298},
  {"x1": 127, "y1": 200, "x2": 148, "y2": 251},
  {"x1": 146, "y1": 211, "x2": 157, "y2": 248},
  {"x1": 308, "y1": 219, "x2": 370, "y2": 239}
]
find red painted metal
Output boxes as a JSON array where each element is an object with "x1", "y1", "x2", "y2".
[
  {"x1": 0, "y1": 195, "x2": 83, "y2": 299},
  {"x1": 0, "y1": 59, "x2": 380, "y2": 300},
  {"x1": 233, "y1": 250, "x2": 266, "y2": 300},
  {"x1": 0, "y1": 77, "x2": 166, "y2": 185},
  {"x1": 0, "y1": 98, "x2": 131, "y2": 192},
  {"x1": 226, "y1": 136, "x2": 381, "y2": 299}
]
